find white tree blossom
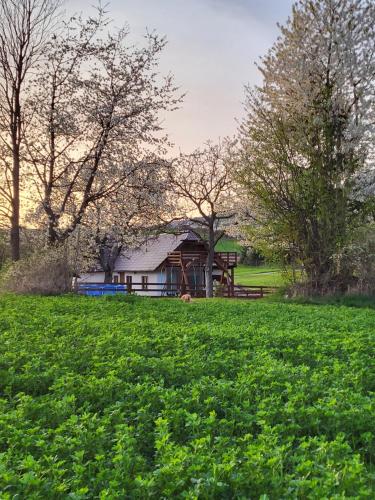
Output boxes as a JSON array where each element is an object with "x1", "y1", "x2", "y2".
[
  {"x1": 24, "y1": 8, "x2": 181, "y2": 245},
  {"x1": 79, "y1": 160, "x2": 170, "y2": 282},
  {"x1": 238, "y1": 0, "x2": 375, "y2": 292}
]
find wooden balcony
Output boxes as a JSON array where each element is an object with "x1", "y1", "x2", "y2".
[
  {"x1": 215, "y1": 252, "x2": 238, "y2": 268},
  {"x1": 165, "y1": 251, "x2": 238, "y2": 268},
  {"x1": 166, "y1": 251, "x2": 207, "y2": 266}
]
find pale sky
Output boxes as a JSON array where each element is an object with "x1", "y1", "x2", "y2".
[{"x1": 67, "y1": 0, "x2": 294, "y2": 153}]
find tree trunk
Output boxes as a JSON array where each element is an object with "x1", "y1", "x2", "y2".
[
  {"x1": 46, "y1": 216, "x2": 60, "y2": 246},
  {"x1": 10, "y1": 130, "x2": 20, "y2": 261},
  {"x1": 0, "y1": 0, "x2": 62, "y2": 261},
  {"x1": 99, "y1": 241, "x2": 122, "y2": 284},
  {"x1": 205, "y1": 225, "x2": 215, "y2": 298},
  {"x1": 104, "y1": 269, "x2": 113, "y2": 283},
  {"x1": 10, "y1": 196, "x2": 20, "y2": 261}
]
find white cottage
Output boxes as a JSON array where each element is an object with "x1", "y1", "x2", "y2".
[{"x1": 78, "y1": 232, "x2": 238, "y2": 297}]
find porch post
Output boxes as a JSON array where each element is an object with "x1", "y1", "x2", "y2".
[{"x1": 180, "y1": 256, "x2": 188, "y2": 295}]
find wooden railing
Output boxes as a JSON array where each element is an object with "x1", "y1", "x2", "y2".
[
  {"x1": 231, "y1": 284, "x2": 278, "y2": 299},
  {"x1": 166, "y1": 251, "x2": 207, "y2": 266},
  {"x1": 166, "y1": 250, "x2": 238, "y2": 268},
  {"x1": 215, "y1": 252, "x2": 238, "y2": 268}
]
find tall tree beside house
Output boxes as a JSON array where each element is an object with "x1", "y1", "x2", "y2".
[
  {"x1": 80, "y1": 159, "x2": 170, "y2": 283},
  {"x1": 0, "y1": 0, "x2": 61, "y2": 260},
  {"x1": 238, "y1": 0, "x2": 375, "y2": 294},
  {"x1": 168, "y1": 141, "x2": 239, "y2": 298},
  {"x1": 24, "y1": 9, "x2": 181, "y2": 246}
]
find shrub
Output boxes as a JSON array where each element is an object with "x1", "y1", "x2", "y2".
[
  {"x1": 240, "y1": 245, "x2": 265, "y2": 266},
  {"x1": 341, "y1": 228, "x2": 375, "y2": 295},
  {"x1": 1, "y1": 246, "x2": 74, "y2": 295}
]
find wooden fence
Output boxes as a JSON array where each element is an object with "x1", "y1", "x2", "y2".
[{"x1": 77, "y1": 282, "x2": 279, "y2": 299}]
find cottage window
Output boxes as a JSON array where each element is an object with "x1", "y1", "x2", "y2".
[
  {"x1": 142, "y1": 275, "x2": 148, "y2": 290},
  {"x1": 113, "y1": 275, "x2": 119, "y2": 284}
]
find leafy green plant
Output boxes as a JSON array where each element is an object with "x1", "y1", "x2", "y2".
[{"x1": 0, "y1": 295, "x2": 374, "y2": 497}]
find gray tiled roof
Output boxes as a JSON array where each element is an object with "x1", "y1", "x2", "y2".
[{"x1": 114, "y1": 232, "x2": 199, "y2": 272}]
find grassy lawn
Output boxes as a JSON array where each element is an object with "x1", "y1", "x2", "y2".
[
  {"x1": 214, "y1": 237, "x2": 285, "y2": 287},
  {"x1": 0, "y1": 294, "x2": 374, "y2": 497},
  {"x1": 235, "y1": 264, "x2": 285, "y2": 287}
]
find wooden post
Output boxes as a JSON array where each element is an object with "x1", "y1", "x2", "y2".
[
  {"x1": 127, "y1": 281, "x2": 132, "y2": 294},
  {"x1": 180, "y1": 255, "x2": 188, "y2": 295}
]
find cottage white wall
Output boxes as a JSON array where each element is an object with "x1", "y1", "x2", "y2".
[
  {"x1": 112, "y1": 271, "x2": 167, "y2": 297},
  {"x1": 78, "y1": 272, "x2": 106, "y2": 283}
]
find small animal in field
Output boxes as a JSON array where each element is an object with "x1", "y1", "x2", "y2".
[{"x1": 180, "y1": 293, "x2": 192, "y2": 303}]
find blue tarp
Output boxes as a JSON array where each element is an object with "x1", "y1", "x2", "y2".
[{"x1": 78, "y1": 284, "x2": 127, "y2": 296}]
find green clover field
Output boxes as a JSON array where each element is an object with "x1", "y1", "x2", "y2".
[{"x1": 0, "y1": 294, "x2": 374, "y2": 498}]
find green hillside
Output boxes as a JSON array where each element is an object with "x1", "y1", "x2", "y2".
[{"x1": 214, "y1": 237, "x2": 243, "y2": 253}]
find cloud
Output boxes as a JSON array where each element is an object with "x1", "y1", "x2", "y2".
[{"x1": 206, "y1": 0, "x2": 293, "y2": 24}]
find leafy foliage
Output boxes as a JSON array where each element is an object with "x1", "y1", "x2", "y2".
[
  {"x1": 238, "y1": 0, "x2": 375, "y2": 293},
  {"x1": 0, "y1": 295, "x2": 374, "y2": 497}
]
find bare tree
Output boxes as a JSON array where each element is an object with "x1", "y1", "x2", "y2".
[
  {"x1": 168, "y1": 141, "x2": 238, "y2": 297},
  {"x1": 0, "y1": 0, "x2": 61, "y2": 260},
  {"x1": 25, "y1": 11, "x2": 181, "y2": 246}
]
